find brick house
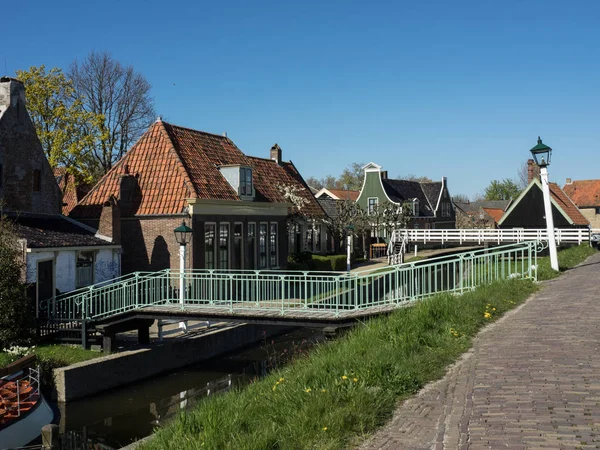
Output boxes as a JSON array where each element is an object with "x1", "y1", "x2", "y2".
[
  {"x1": 0, "y1": 77, "x2": 121, "y2": 310},
  {"x1": 563, "y1": 179, "x2": 600, "y2": 229},
  {"x1": 355, "y1": 162, "x2": 455, "y2": 242},
  {"x1": 71, "y1": 120, "x2": 325, "y2": 273}
]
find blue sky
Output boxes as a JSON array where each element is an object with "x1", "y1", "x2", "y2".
[{"x1": 5, "y1": 0, "x2": 600, "y2": 198}]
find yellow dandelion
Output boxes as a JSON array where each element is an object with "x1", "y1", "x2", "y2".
[
  {"x1": 305, "y1": 388, "x2": 312, "y2": 393},
  {"x1": 272, "y1": 385, "x2": 277, "y2": 391},
  {"x1": 353, "y1": 377, "x2": 358, "y2": 382},
  {"x1": 279, "y1": 377, "x2": 285, "y2": 382},
  {"x1": 322, "y1": 427, "x2": 328, "y2": 431},
  {"x1": 492, "y1": 308, "x2": 496, "y2": 311},
  {"x1": 321, "y1": 389, "x2": 327, "y2": 393},
  {"x1": 342, "y1": 375, "x2": 348, "y2": 380},
  {"x1": 484, "y1": 312, "x2": 492, "y2": 319}
]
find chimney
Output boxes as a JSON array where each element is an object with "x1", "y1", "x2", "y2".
[
  {"x1": 270, "y1": 143, "x2": 282, "y2": 165},
  {"x1": 119, "y1": 172, "x2": 139, "y2": 216},
  {"x1": 566, "y1": 177, "x2": 572, "y2": 184},
  {"x1": 0, "y1": 77, "x2": 26, "y2": 115},
  {"x1": 380, "y1": 170, "x2": 388, "y2": 179},
  {"x1": 527, "y1": 159, "x2": 540, "y2": 184},
  {"x1": 98, "y1": 196, "x2": 121, "y2": 244}
]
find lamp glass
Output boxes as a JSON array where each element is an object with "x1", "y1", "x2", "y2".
[{"x1": 174, "y1": 220, "x2": 193, "y2": 245}]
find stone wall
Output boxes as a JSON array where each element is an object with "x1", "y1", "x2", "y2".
[{"x1": 53, "y1": 324, "x2": 292, "y2": 402}]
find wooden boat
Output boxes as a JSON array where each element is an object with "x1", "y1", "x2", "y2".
[{"x1": 0, "y1": 366, "x2": 53, "y2": 449}]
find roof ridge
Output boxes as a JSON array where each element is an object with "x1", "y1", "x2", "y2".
[
  {"x1": 246, "y1": 155, "x2": 290, "y2": 164},
  {"x1": 159, "y1": 120, "x2": 231, "y2": 140},
  {"x1": 157, "y1": 122, "x2": 198, "y2": 198}
]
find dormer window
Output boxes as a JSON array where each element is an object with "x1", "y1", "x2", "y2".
[{"x1": 240, "y1": 167, "x2": 253, "y2": 196}]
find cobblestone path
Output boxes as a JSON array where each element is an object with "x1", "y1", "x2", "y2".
[{"x1": 361, "y1": 252, "x2": 600, "y2": 449}]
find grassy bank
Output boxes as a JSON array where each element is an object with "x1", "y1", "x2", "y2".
[
  {"x1": 141, "y1": 279, "x2": 536, "y2": 450},
  {"x1": 0, "y1": 344, "x2": 101, "y2": 370},
  {"x1": 141, "y1": 244, "x2": 597, "y2": 450},
  {"x1": 537, "y1": 243, "x2": 597, "y2": 281}
]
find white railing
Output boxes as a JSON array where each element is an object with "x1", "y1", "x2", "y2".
[{"x1": 397, "y1": 228, "x2": 600, "y2": 245}]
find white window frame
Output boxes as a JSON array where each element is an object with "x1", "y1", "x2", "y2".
[
  {"x1": 233, "y1": 222, "x2": 244, "y2": 269},
  {"x1": 247, "y1": 222, "x2": 257, "y2": 270},
  {"x1": 368, "y1": 197, "x2": 378, "y2": 215},
  {"x1": 240, "y1": 167, "x2": 253, "y2": 197},
  {"x1": 75, "y1": 250, "x2": 95, "y2": 289}
]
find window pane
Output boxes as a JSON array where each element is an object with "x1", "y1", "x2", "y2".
[
  {"x1": 76, "y1": 251, "x2": 94, "y2": 288},
  {"x1": 315, "y1": 224, "x2": 321, "y2": 252},
  {"x1": 219, "y1": 223, "x2": 229, "y2": 270},
  {"x1": 205, "y1": 224, "x2": 215, "y2": 269},
  {"x1": 246, "y1": 223, "x2": 256, "y2": 269},
  {"x1": 259, "y1": 224, "x2": 267, "y2": 268},
  {"x1": 269, "y1": 223, "x2": 278, "y2": 267}
]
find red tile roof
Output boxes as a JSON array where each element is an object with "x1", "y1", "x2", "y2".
[
  {"x1": 481, "y1": 207, "x2": 505, "y2": 223},
  {"x1": 327, "y1": 189, "x2": 360, "y2": 201},
  {"x1": 72, "y1": 120, "x2": 324, "y2": 218},
  {"x1": 563, "y1": 180, "x2": 600, "y2": 208},
  {"x1": 549, "y1": 183, "x2": 589, "y2": 226}
]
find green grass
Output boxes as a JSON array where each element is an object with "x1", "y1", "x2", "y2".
[
  {"x1": 0, "y1": 344, "x2": 100, "y2": 369},
  {"x1": 140, "y1": 279, "x2": 537, "y2": 450},
  {"x1": 536, "y1": 244, "x2": 598, "y2": 281}
]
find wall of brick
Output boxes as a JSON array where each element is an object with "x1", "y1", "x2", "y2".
[
  {"x1": 121, "y1": 216, "x2": 190, "y2": 274},
  {"x1": 0, "y1": 78, "x2": 61, "y2": 215}
]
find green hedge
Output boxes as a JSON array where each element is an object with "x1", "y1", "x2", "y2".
[{"x1": 288, "y1": 253, "x2": 349, "y2": 272}]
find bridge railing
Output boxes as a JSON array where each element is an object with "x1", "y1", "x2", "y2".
[
  {"x1": 43, "y1": 240, "x2": 540, "y2": 328},
  {"x1": 400, "y1": 228, "x2": 599, "y2": 245}
]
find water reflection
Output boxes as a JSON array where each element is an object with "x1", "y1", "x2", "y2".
[{"x1": 56, "y1": 328, "x2": 320, "y2": 449}]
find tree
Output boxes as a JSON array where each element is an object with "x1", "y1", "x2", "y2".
[
  {"x1": 452, "y1": 193, "x2": 470, "y2": 203},
  {"x1": 484, "y1": 179, "x2": 521, "y2": 201},
  {"x1": 322, "y1": 200, "x2": 358, "y2": 253},
  {"x1": 397, "y1": 174, "x2": 433, "y2": 183},
  {"x1": 337, "y1": 162, "x2": 364, "y2": 190},
  {"x1": 15, "y1": 65, "x2": 103, "y2": 186},
  {"x1": 0, "y1": 215, "x2": 35, "y2": 348},
  {"x1": 69, "y1": 51, "x2": 156, "y2": 174}
]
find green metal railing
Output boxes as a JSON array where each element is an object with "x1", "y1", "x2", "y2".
[{"x1": 41, "y1": 241, "x2": 540, "y2": 335}]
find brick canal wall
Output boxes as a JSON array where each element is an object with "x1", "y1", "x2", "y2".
[{"x1": 53, "y1": 324, "x2": 292, "y2": 402}]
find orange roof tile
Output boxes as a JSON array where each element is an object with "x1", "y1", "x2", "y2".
[
  {"x1": 327, "y1": 189, "x2": 360, "y2": 201},
  {"x1": 72, "y1": 120, "x2": 324, "y2": 218},
  {"x1": 481, "y1": 207, "x2": 505, "y2": 223},
  {"x1": 549, "y1": 183, "x2": 589, "y2": 226},
  {"x1": 563, "y1": 180, "x2": 600, "y2": 208}
]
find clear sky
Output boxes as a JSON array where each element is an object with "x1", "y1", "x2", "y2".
[{"x1": 5, "y1": 0, "x2": 600, "y2": 198}]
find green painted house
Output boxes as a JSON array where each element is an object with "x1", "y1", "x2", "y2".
[{"x1": 356, "y1": 163, "x2": 455, "y2": 241}]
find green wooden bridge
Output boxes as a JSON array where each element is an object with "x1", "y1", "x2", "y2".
[{"x1": 39, "y1": 241, "x2": 542, "y2": 348}]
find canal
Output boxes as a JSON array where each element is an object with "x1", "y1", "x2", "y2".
[{"x1": 53, "y1": 327, "x2": 322, "y2": 449}]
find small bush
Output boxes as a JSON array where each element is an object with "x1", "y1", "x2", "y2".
[
  {"x1": 287, "y1": 262, "x2": 310, "y2": 271},
  {"x1": 288, "y1": 252, "x2": 313, "y2": 264},
  {"x1": 308, "y1": 255, "x2": 330, "y2": 271},
  {"x1": 329, "y1": 255, "x2": 347, "y2": 271}
]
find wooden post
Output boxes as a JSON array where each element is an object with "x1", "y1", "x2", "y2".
[{"x1": 41, "y1": 423, "x2": 59, "y2": 449}]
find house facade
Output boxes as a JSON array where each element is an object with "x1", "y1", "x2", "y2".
[
  {"x1": 0, "y1": 77, "x2": 121, "y2": 310},
  {"x1": 71, "y1": 120, "x2": 325, "y2": 274},
  {"x1": 498, "y1": 178, "x2": 589, "y2": 229},
  {"x1": 563, "y1": 179, "x2": 600, "y2": 229},
  {"x1": 355, "y1": 163, "x2": 455, "y2": 241}
]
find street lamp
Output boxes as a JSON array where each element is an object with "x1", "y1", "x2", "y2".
[
  {"x1": 174, "y1": 220, "x2": 193, "y2": 330},
  {"x1": 530, "y1": 137, "x2": 558, "y2": 271},
  {"x1": 345, "y1": 223, "x2": 354, "y2": 272}
]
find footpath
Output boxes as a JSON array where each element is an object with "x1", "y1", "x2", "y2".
[{"x1": 361, "y1": 252, "x2": 600, "y2": 449}]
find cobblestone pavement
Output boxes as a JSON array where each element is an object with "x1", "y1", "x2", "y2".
[{"x1": 360, "y1": 252, "x2": 600, "y2": 450}]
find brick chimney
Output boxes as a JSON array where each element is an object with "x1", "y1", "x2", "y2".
[
  {"x1": 565, "y1": 178, "x2": 572, "y2": 184},
  {"x1": 119, "y1": 168, "x2": 140, "y2": 216},
  {"x1": 380, "y1": 170, "x2": 388, "y2": 179},
  {"x1": 97, "y1": 195, "x2": 121, "y2": 244},
  {"x1": 527, "y1": 159, "x2": 540, "y2": 184},
  {"x1": 270, "y1": 143, "x2": 282, "y2": 165}
]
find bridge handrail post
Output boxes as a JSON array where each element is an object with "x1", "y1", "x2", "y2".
[
  {"x1": 281, "y1": 275, "x2": 285, "y2": 315},
  {"x1": 335, "y1": 277, "x2": 340, "y2": 317},
  {"x1": 135, "y1": 272, "x2": 140, "y2": 309},
  {"x1": 209, "y1": 270, "x2": 214, "y2": 305},
  {"x1": 459, "y1": 254, "x2": 464, "y2": 294},
  {"x1": 303, "y1": 272, "x2": 308, "y2": 309},
  {"x1": 255, "y1": 271, "x2": 260, "y2": 307}
]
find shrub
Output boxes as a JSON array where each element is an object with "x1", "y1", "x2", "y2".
[
  {"x1": 288, "y1": 252, "x2": 313, "y2": 264},
  {"x1": 329, "y1": 255, "x2": 347, "y2": 271},
  {"x1": 308, "y1": 255, "x2": 330, "y2": 271},
  {"x1": 287, "y1": 262, "x2": 310, "y2": 271},
  {"x1": 0, "y1": 217, "x2": 35, "y2": 348}
]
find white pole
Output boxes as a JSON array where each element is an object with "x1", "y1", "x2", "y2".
[
  {"x1": 179, "y1": 243, "x2": 188, "y2": 331},
  {"x1": 346, "y1": 232, "x2": 351, "y2": 272},
  {"x1": 540, "y1": 166, "x2": 559, "y2": 271}
]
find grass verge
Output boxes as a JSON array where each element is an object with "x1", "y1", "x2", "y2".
[{"x1": 537, "y1": 243, "x2": 597, "y2": 281}]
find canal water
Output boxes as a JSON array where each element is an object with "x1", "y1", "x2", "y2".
[{"x1": 54, "y1": 328, "x2": 322, "y2": 449}]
